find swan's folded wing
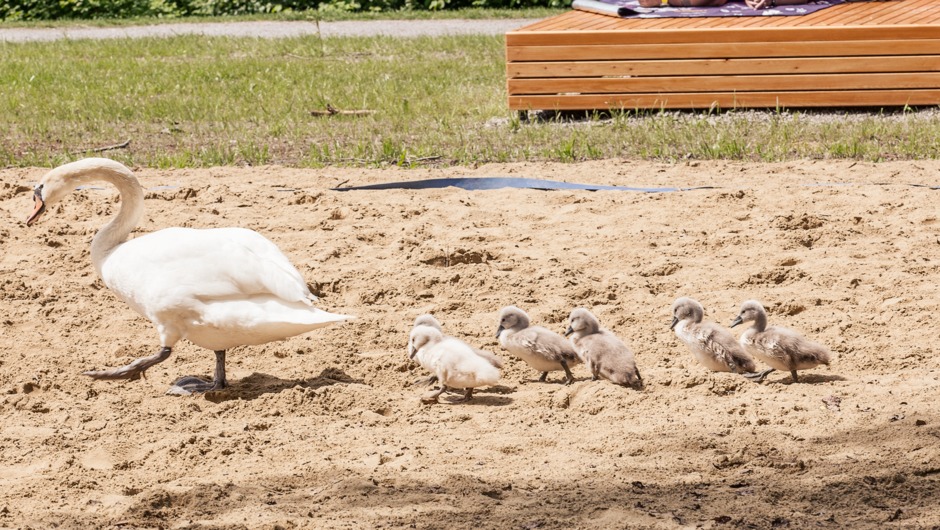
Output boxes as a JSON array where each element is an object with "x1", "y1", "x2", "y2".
[{"x1": 104, "y1": 227, "x2": 319, "y2": 308}]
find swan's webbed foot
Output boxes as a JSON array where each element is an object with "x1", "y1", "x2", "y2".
[
  {"x1": 456, "y1": 388, "x2": 474, "y2": 402},
  {"x1": 166, "y1": 376, "x2": 226, "y2": 396},
  {"x1": 83, "y1": 346, "x2": 172, "y2": 381},
  {"x1": 742, "y1": 368, "x2": 775, "y2": 383},
  {"x1": 165, "y1": 350, "x2": 228, "y2": 396},
  {"x1": 421, "y1": 385, "x2": 447, "y2": 404},
  {"x1": 413, "y1": 375, "x2": 438, "y2": 387}
]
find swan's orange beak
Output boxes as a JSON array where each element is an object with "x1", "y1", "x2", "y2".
[{"x1": 25, "y1": 185, "x2": 45, "y2": 226}]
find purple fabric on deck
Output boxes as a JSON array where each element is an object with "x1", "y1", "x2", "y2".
[{"x1": 582, "y1": 0, "x2": 842, "y2": 18}]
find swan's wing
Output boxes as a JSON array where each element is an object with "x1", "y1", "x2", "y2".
[
  {"x1": 518, "y1": 327, "x2": 580, "y2": 364},
  {"x1": 700, "y1": 322, "x2": 755, "y2": 372},
  {"x1": 102, "y1": 227, "x2": 316, "y2": 308}
]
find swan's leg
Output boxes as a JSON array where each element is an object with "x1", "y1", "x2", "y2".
[
  {"x1": 561, "y1": 360, "x2": 575, "y2": 385},
  {"x1": 538, "y1": 372, "x2": 548, "y2": 382},
  {"x1": 421, "y1": 384, "x2": 447, "y2": 404},
  {"x1": 789, "y1": 369, "x2": 799, "y2": 383},
  {"x1": 166, "y1": 350, "x2": 227, "y2": 396},
  {"x1": 742, "y1": 368, "x2": 775, "y2": 383},
  {"x1": 458, "y1": 388, "x2": 474, "y2": 402},
  {"x1": 413, "y1": 375, "x2": 438, "y2": 387},
  {"x1": 83, "y1": 346, "x2": 172, "y2": 381}
]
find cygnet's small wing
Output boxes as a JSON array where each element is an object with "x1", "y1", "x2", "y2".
[
  {"x1": 699, "y1": 322, "x2": 757, "y2": 373},
  {"x1": 514, "y1": 326, "x2": 580, "y2": 364},
  {"x1": 765, "y1": 326, "x2": 832, "y2": 369}
]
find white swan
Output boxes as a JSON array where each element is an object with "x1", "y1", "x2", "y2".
[
  {"x1": 407, "y1": 325, "x2": 501, "y2": 403},
  {"x1": 730, "y1": 300, "x2": 832, "y2": 383},
  {"x1": 25, "y1": 158, "x2": 353, "y2": 395}
]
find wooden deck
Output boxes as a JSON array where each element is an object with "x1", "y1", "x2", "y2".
[{"x1": 506, "y1": 0, "x2": 940, "y2": 110}]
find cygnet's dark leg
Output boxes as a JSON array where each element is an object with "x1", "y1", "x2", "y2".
[
  {"x1": 167, "y1": 350, "x2": 228, "y2": 396},
  {"x1": 742, "y1": 368, "x2": 775, "y2": 383},
  {"x1": 789, "y1": 369, "x2": 799, "y2": 383},
  {"x1": 561, "y1": 360, "x2": 575, "y2": 385},
  {"x1": 83, "y1": 346, "x2": 172, "y2": 381},
  {"x1": 413, "y1": 375, "x2": 438, "y2": 387},
  {"x1": 538, "y1": 372, "x2": 549, "y2": 382},
  {"x1": 421, "y1": 384, "x2": 448, "y2": 404},
  {"x1": 459, "y1": 388, "x2": 474, "y2": 402}
]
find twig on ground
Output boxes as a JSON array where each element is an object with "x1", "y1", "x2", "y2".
[
  {"x1": 310, "y1": 104, "x2": 376, "y2": 117},
  {"x1": 78, "y1": 139, "x2": 131, "y2": 153}
]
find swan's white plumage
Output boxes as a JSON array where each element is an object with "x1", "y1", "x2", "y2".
[
  {"x1": 29, "y1": 157, "x2": 352, "y2": 388},
  {"x1": 100, "y1": 226, "x2": 347, "y2": 351}
]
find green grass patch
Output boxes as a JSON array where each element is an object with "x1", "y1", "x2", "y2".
[
  {"x1": 0, "y1": 8, "x2": 560, "y2": 28},
  {"x1": 2, "y1": 34, "x2": 940, "y2": 168}
]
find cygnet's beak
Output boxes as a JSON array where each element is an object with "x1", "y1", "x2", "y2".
[
  {"x1": 730, "y1": 315, "x2": 743, "y2": 328},
  {"x1": 495, "y1": 325, "x2": 504, "y2": 339},
  {"x1": 25, "y1": 185, "x2": 45, "y2": 226},
  {"x1": 670, "y1": 316, "x2": 679, "y2": 330},
  {"x1": 407, "y1": 343, "x2": 417, "y2": 359},
  {"x1": 564, "y1": 326, "x2": 574, "y2": 337}
]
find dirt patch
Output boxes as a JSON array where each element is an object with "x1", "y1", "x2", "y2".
[{"x1": 1, "y1": 159, "x2": 938, "y2": 529}]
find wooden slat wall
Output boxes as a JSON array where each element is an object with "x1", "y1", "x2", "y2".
[{"x1": 506, "y1": 0, "x2": 940, "y2": 110}]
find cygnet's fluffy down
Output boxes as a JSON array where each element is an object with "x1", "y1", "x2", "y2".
[
  {"x1": 496, "y1": 305, "x2": 581, "y2": 385},
  {"x1": 565, "y1": 308, "x2": 642, "y2": 388},
  {"x1": 408, "y1": 325, "x2": 501, "y2": 403},
  {"x1": 413, "y1": 314, "x2": 503, "y2": 369},
  {"x1": 670, "y1": 297, "x2": 772, "y2": 382},
  {"x1": 730, "y1": 300, "x2": 833, "y2": 383}
]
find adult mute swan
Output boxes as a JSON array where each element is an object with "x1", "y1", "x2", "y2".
[{"x1": 25, "y1": 158, "x2": 353, "y2": 395}]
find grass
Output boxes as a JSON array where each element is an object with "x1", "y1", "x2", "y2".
[
  {"x1": 0, "y1": 8, "x2": 561, "y2": 28},
  {"x1": 3, "y1": 32, "x2": 940, "y2": 167}
]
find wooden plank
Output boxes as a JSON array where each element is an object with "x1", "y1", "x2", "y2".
[
  {"x1": 506, "y1": 39, "x2": 940, "y2": 61},
  {"x1": 507, "y1": 55, "x2": 940, "y2": 78},
  {"x1": 508, "y1": 89, "x2": 940, "y2": 110},
  {"x1": 508, "y1": 72, "x2": 940, "y2": 95},
  {"x1": 506, "y1": 25, "x2": 940, "y2": 47}
]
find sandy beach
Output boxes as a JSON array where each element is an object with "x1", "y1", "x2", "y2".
[{"x1": 1, "y1": 159, "x2": 938, "y2": 529}]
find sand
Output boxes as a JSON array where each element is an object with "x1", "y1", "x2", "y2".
[{"x1": 1, "y1": 159, "x2": 938, "y2": 529}]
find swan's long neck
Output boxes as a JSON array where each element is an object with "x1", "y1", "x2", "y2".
[
  {"x1": 62, "y1": 162, "x2": 144, "y2": 275},
  {"x1": 751, "y1": 310, "x2": 768, "y2": 332}
]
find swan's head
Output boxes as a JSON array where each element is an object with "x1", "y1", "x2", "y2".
[
  {"x1": 25, "y1": 169, "x2": 73, "y2": 226},
  {"x1": 671, "y1": 297, "x2": 704, "y2": 329},
  {"x1": 565, "y1": 307, "x2": 600, "y2": 338},
  {"x1": 413, "y1": 314, "x2": 442, "y2": 331},
  {"x1": 25, "y1": 158, "x2": 134, "y2": 226},
  {"x1": 408, "y1": 326, "x2": 443, "y2": 359},
  {"x1": 731, "y1": 300, "x2": 766, "y2": 328},
  {"x1": 496, "y1": 305, "x2": 530, "y2": 338}
]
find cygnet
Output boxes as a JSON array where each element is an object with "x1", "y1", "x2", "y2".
[
  {"x1": 670, "y1": 297, "x2": 772, "y2": 382},
  {"x1": 730, "y1": 300, "x2": 833, "y2": 383},
  {"x1": 408, "y1": 325, "x2": 501, "y2": 403},
  {"x1": 413, "y1": 314, "x2": 503, "y2": 369},
  {"x1": 496, "y1": 305, "x2": 581, "y2": 385},
  {"x1": 565, "y1": 308, "x2": 642, "y2": 388}
]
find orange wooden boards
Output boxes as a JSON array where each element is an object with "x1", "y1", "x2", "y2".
[{"x1": 506, "y1": 0, "x2": 940, "y2": 110}]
